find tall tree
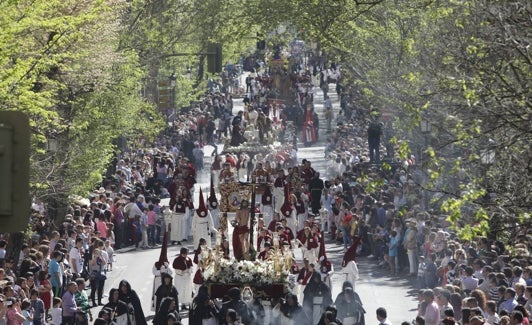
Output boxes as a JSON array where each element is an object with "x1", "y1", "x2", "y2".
[{"x1": 0, "y1": 0, "x2": 163, "y2": 218}]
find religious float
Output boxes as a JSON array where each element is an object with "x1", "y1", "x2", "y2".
[
  {"x1": 202, "y1": 231, "x2": 292, "y2": 300},
  {"x1": 205, "y1": 44, "x2": 314, "y2": 300}
]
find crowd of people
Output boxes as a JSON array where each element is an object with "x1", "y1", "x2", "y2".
[{"x1": 1, "y1": 48, "x2": 531, "y2": 325}]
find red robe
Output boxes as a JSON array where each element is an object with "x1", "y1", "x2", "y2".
[{"x1": 232, "y1": 230, "x2": 243, "y2": 260}]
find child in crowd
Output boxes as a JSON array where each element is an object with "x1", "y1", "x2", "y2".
[
  {"x1": 133, "y1": 215, "x2": 142, "y2": 249},
  {"x1": 140, "y1": 207, "x2": 150, "y2": 249},
  {"x1": 29, "y1": 289, "x2": 45, "y2": 325},
  {"x1": 387, "y1": 230, "x2": 399, "y2": 275},
  {"x1": 417, "y1": 255, "x2": 426, "y2": 289},
  {"x1": 21, "y1": 299, "x2": 33, "y2": 325},
  {"x1": 51, "y1": 297, "x2": 62, "y2": 325},
  {"x1": 423, "y1": 253, "x2": 438, "y2": 289},
  {"x1": 105, "y1": 240, "x2": 115, "y2": 271}
]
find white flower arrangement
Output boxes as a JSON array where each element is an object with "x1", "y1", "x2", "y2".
[{"x1": 204, "y1": 258, "x2": 289, "y2": 286}]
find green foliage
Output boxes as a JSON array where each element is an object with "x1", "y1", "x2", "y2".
[
  {"x1": 1, "y1": 0, "x2": 530, "y2": 243},
  {"x1": 0, "y1": 0, "x2": 163, "y2": 209}
]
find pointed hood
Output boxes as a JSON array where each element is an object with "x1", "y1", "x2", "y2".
[
  {"x1": 280, "y1": 183, "x2": 293, "y2": 218},
  {"x1": 155, "y1": 230, "x2": 169, "y2": 270},
  {"x1": 318, "y1": 229, "x2": 327, "y2": 261},
  {"x1": 208, "y1": 173, "x2": 219, "y2": 209},
  {"x1": 196, "y1": 188, "x2": 208, "y2": 218},
  {"x1": 262, "y1": 185, "x2": 272, "y2": 205},
  {"x1": 342, "y1": 236, "x2": 362, "y2": 267}
]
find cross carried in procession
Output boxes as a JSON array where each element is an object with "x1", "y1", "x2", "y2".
[{"x1": 238, "y1": 181, "x2": 269, "y2": 255}]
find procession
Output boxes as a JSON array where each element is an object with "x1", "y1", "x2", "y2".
[{"x1": 1, "y1": 1, "x2": 531, "y2": 324}]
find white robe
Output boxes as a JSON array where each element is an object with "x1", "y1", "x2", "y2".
[
  {"x1": 286, "y1": 210, "x2": 297, "y2": 238},
  {"x1": 114, "y1": 313, "x2": 129, "y2": 325},
  {"x1": 151, "y1": 264, "x2": 173, "y2": 311},
  {"x1": 192, "y1": 211, "x2": 216, "y2": 249},
  {"x1": 296, "y1": 212, "x2": 306, "y2": 233},
  {"x1": 341, "y1": 260, "x2": 360, "y2": 288},
  {"x1": 261, "y1": 204, "x2": 274, "y2": 227},
  {"x1": 174, "y1": 267, "x2": 194, "y2": 305},
  {"x1": 272, "y1": 305, "x2": 297, "y2": 325},
  {"x1": 209, "y1": 206, "x2": 220, "y2": 230},
  {"x1": 273, "y1": 187, "x2": 285, "y2": 213},
  {"x1": 211, "y1": 170, "x2": 220, "y2": 188},
  {"x1": 170, "y1": 210, "x2": 187, "y2": 242}
]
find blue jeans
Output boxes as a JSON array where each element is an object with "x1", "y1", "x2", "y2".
[
  {"x1": 147, "y1": 225, "x2": 156, "y2": 245},
  {"x1": 341, "y1": 225, "x2": 352, "y2": 249}
]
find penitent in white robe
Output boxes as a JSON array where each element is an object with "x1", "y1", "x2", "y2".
[
  {"x1": 174, "y1": 265, "x2": 193, "y2": 305},
  {"x1": 209, "y1": 206, "x2": 220, "y2": 230},
  {"x1": 151, "y1": 264, "x2": 173, "y2": 311},
  {"x1": 170, "y1": 210, "x2": 187, "y2": 243},
  {"x1": 192, "y1": 211, "x2": 216, "y2": 249},
  {"x1": 341, "y1": 260, "x2": 360, "y2": 288}
]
